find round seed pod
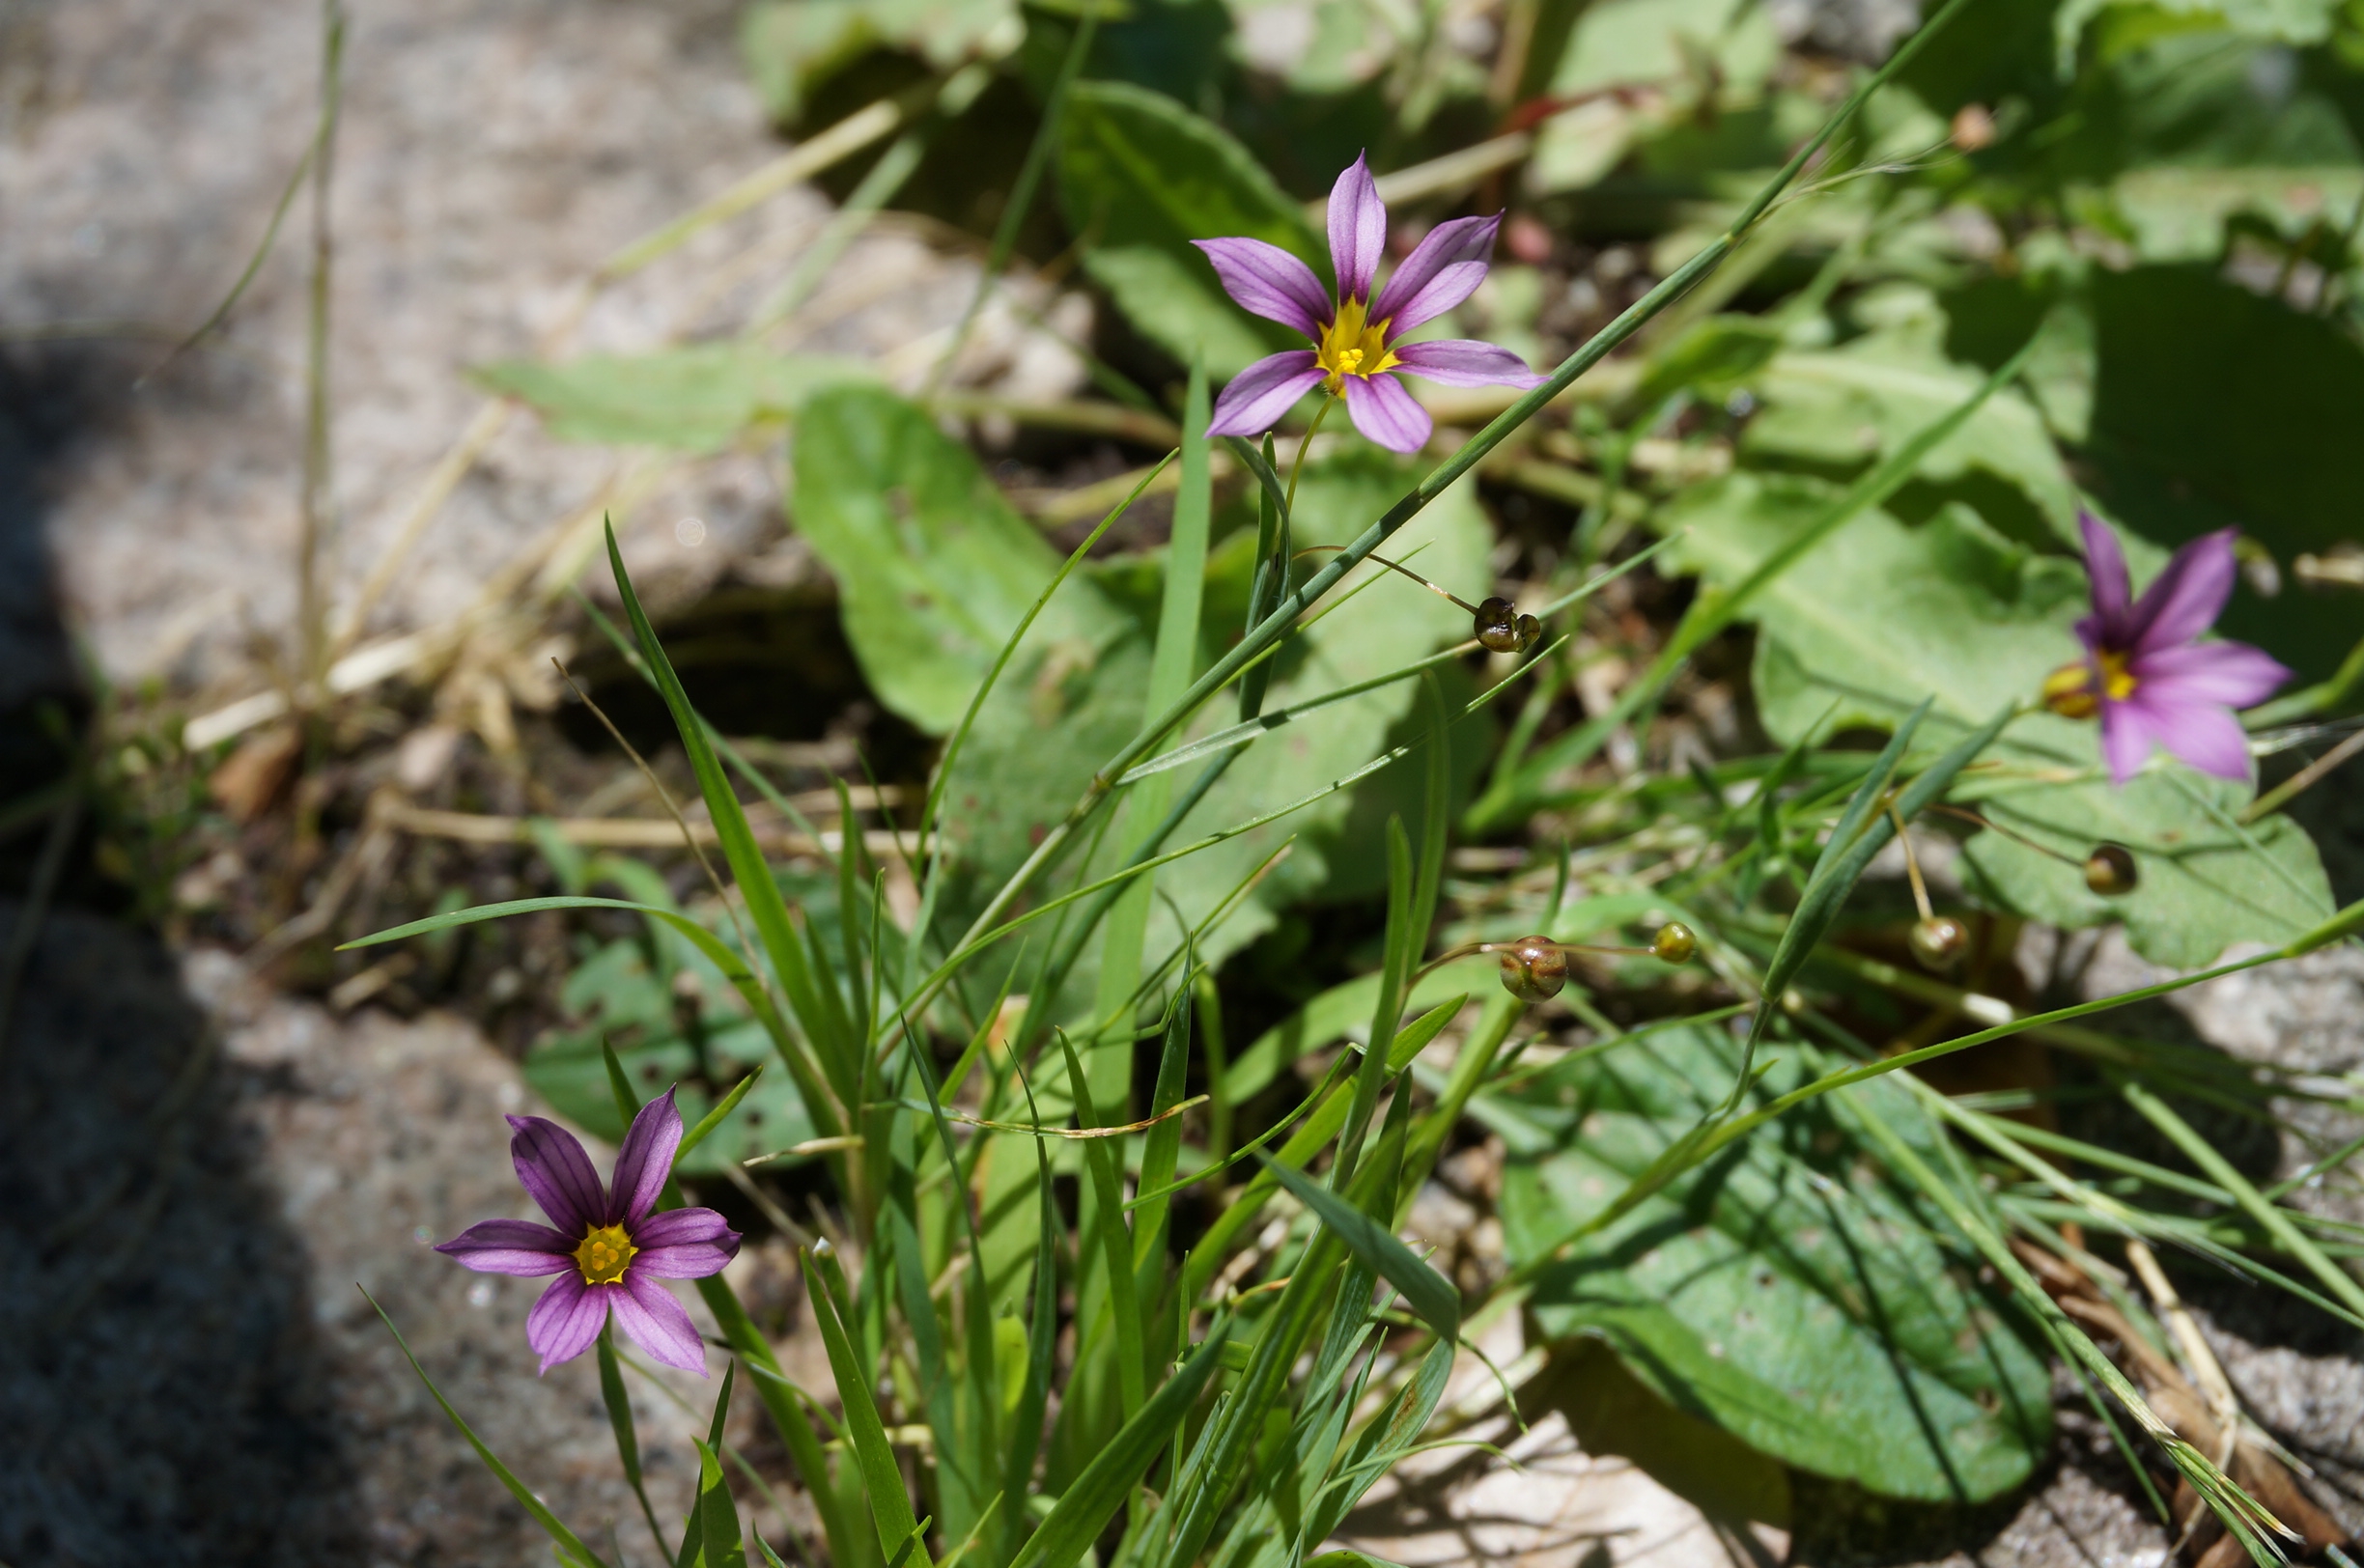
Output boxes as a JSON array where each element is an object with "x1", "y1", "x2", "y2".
[
  {"x1": 1650, "y1": 921, "x2": 1699, "y2": 965},
  {"x1": 2083, "y1": 842, "x2": 2138, "y2": 897},
  {"x1": 1498, "y1": 935, "x2": 1567, "y2": 1002},
  {"x1": 1909, "y1": 915, "x2": 1970, "y2": 970},
  {"x1": 1511, "y1": 612, "x2": 1543, "y2": 652},
  {"x1": 1475, "y1": 597, "x2": 1526, "y2": 654}
]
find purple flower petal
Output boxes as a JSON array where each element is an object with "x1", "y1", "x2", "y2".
[
  {"x1": 435, "y1": 1218, "x2": 577, "y2": 1276},
  {"x1": 2131, "y1": 640, "x2": 2291, "y2": 711},
  {"x1": 1341, "y1": 372, "x2": 1432, "y2": 454},
  {"x1": 524, "y1": 1272, "x2": 611, "y2": 1374},
  {"x1": 1328, "y1": 153, "x2": 1386, "y2": 303},
  {"x1": 1369, "y1": 213, "x2": 1502, "y2": 332},
  {"x1": 2097, "y1": 699, "x2": 2157, "y2": 785},
  {"x1": 2125, "y1": 528, "x2": 2238, "y2": 656},
  {"x1": 612, "y1": 1271, "x2": 710, "y2": 1375},
  {"x1": 1192, "y1": 238, "x2": 1330, "y2": 339},
  {"x1": 607, "y1": 1087, "x2": 683, "y2": 1225},
  {"x1": 1207, "y1": 350, "x2": 1325, "y2": 438},
  {"x1": 2123, "y1": 689, "x2": 2255, "y2": 781},
  {"x1": 1391, "y1": 337, "x2": 1545, "y2": 388},
  {"x1": 630, "y1": 1206, "x2": 743, "y2": 1279},
  {"x1": 507, "y1": 1114, "x2": 607, "y2": 1235},
  {"x1": 2077, "y1": 512, "x2": 2133, "y2": 646}
]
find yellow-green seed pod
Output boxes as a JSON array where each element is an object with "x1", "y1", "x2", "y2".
[
  {"x1": 2083, "y1": 842, "x2": 2138, "y2": 897},
  {"x1": 1909, "y1": 915, "x2": 1969, "y2": 970},
  {"x1": 1650, "y1": 921, "x2": 1698, "y2": 965},
  {"x1": 1498, "y1": 935, "x2": 1567, "y2": 1002},
  {"x1": 1475, "y1": 597, "x2": 1526, "y2": 654}
]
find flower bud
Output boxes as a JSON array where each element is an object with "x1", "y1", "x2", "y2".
[
  {"x1": 1650, "y1": 921, "x2": 1698, "y2": 965},
  {"x1": 2083, "y1": 842, "x2": 2137, "y2": 897},
  {"x1": 1475, "y1": 598, "x2": 1533, "y2": 654},
  {"x1": 1498, "y1": 935, "x2": 1567, "y2": 1002},
  {"x1": 1909, "y1": 915, "x2": 1969, "y2": 971},
  {"x1": 2040, "y1": 661, "x2": 2098, "y2": 719}
]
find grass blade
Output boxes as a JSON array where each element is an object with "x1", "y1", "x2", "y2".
[
  {"x1": 600, "y1": 1330, "x2": 671, "y2": 1565},
  {"x1": 605, "y1": 518, "x2": 856, "y2": 1119},
  {"x1": 805, "y1": 1244, "x2": 933, "y2": 1568},
  {"x1": 1006, "y1": 1322, "x2": 1231, "y2": 1568},
  {"x1": 1254, "y1": 1150, "x2": 1458, "y2": 1346}
]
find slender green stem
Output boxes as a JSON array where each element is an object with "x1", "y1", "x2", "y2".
[{"x1": 1283, "y1": 394, "x2": 1335, "y2": 520}]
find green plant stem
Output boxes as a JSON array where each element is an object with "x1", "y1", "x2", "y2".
[
  {"x1": 2122, "y1": 1079, "x2": 2364, "y2": 1323},
  {"x1": 296, "y1": 0, "x2": 346, "y2": 688}
]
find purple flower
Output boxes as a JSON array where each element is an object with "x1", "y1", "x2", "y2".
[
  {"x1": 2041, "y1": 514, "x2": 2290, "y2": 784},
  {"x1": 1192, "y1": 153, "x2": 1544, "y2": 454},
  {"x1": 436, "y1": 1088, "x2": 741, "y2": 1375}
]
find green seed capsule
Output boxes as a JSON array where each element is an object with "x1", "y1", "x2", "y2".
[
  {"x1": 1499, "y1": 935, "x2": 1567, "y2": 1002},
  {"x1": 1650, "y1": 921, "x2": 1698, "y2": 965},
  {"x1": 1909, "y1": 915, "x2": 1969, "y2": 970},
  {"x1": 2083, "y1": 842, "x2": 2138, "y2": 897},
  {"x1": 1475, "y1": 597, "x2": 1527, "y2": 654}
]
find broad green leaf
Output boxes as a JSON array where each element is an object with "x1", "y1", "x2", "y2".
[
  {"x1": 2111, "y1": 166, "x2": 2364, "y2": 263},
  {"x1": 1740, "y1": 322, "x2": 2081, "y2": 544},
  {"x1": 1658, "y1": 476, "x2": 2334, "y2": 964},
  {"x1": 1493, "y1": 1024, "x2": 2055, "y2": 1502},
  {"x1": 1545, "y1": 0, "x2": 1782, "y2": 100},
  {"x1": 1960, "y1": 756, "x2": 2333, "y2": 966},
  {"x1": 1056, "y1": 81, "x2": 1322, "y2": 376},
  {"x1": 477, "y1": 346, "x2": 878, "y2": 450},
  {"x1": 741, "y1": 0, "x2": 1018, "y2": 120},
  {"x1": 792, "y1": 386, "x2": 1132, "y2": 734}
]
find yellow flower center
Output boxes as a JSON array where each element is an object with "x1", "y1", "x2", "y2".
[
  {"x1": 2097, "y1": 650, "x2": 2138, "y2": 701},
  {"x1": 2041, "y1": 651, "x2": 2138, "y2": 720},
  {"x1": 574, "y1": 1222, "x2": 637, "y2": 1285},
  {"x1": 1317, "y1": 296, "x2": 1398, "y2": 394}
]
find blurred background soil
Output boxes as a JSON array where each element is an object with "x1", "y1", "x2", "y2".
[{"x1": 0, "y1": 0, "x2": 2358, "y2": 1565}]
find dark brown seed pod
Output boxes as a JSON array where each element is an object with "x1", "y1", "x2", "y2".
[
  {"x1": 1909, "y1": 915, "x2": 1970, "y2": 970},
  {"x1": 1498, "y1": 935, "x2": 1567, "y2": 1002},
  {"x1": 1511, "y1": 612, "x2": 1542, "y2": 652},
  {"x1": 1474, "y1": 597, "x2": 1526, "y2": 654},
  {"x1": 1650, "y1": 921, "x2": 1699, "y2": 965},
  {"x1": 2083, "y1": 842, "x2": 2138, "y2": 897}
]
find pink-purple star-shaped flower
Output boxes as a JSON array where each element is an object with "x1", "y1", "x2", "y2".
[
  {"x1": 436, "y1": 1087, "x2": 741, "y2": 1375},
  {"x1": 1192, "y1": 153, "x2": 1544, "y2": 454},
  {"x1": 2042, "y1": 514, "x2": 2290, "y2": 784}
]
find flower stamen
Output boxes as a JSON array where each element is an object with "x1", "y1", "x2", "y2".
[
  {"x1": 1315, "y1": 296, "x2": 1396, "y2": 394},
  {"x1": 574, "y1": 1222, "x2": 636, "y2": 1285}
]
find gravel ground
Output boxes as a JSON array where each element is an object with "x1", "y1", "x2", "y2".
[{"x1": 0, "y1": 0, "x2": 1077, "y2": 700}]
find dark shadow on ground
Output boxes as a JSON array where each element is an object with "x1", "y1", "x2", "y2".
[{"x1": 0, "y1": 340, "x2": 360, "y2": 1566}]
